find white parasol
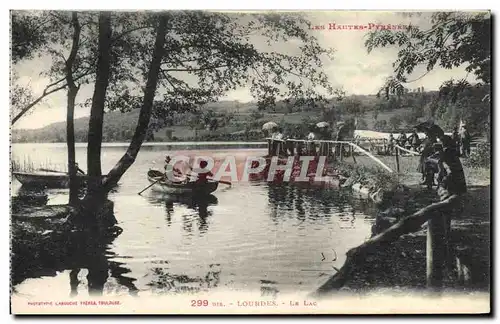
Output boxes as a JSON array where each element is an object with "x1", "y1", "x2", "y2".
[{"x1": 262, "y1": 121, "x2": 278, "y2": 131}]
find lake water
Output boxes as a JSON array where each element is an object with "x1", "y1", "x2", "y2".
[{"x1": 11, "y1": 143, "x2": 378, "y2": 298}]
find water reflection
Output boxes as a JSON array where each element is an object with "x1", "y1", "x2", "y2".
[
  {"x1": 12, "y1": 145, "x2": 382, "y2": 296},
  {"x1": 266, "y1": 183, "x2": 376, "y2": 226},
  {"x1": 147, "y1": 264, "x2": 222, "y2": 295},
  {"x1": 69, "y1": 252, "x2": 140, "y2": 297},
  {"x1": 146, "y1": 193, "x2": 218, "y2": 235},
  {"x1": 12, "y1": 186, "x2": 48, "y2": 210},
  {"x1": 260, "y1": 279, "x2": 279, "y2": 299},
  {"x1": 11, "y1": 203, "x2": 140, "y2": 297}
]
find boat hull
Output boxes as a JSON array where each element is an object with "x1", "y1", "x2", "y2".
[
  {"x1": 14, "y1": 172, "x2": 70, "y2": 188},
  {"x1": 13, "y1": 171, "x2": 105, "y2": 189},
  {"x1": 147, "y1": 170, "x2": 218, "y2": 195}
]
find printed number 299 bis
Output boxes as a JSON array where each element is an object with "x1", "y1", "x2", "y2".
[{"x1": 191, "y1": 300, "x2": 209, "y2": 307}]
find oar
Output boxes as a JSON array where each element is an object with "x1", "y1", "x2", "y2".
[
  {"x1": 210, "y1": 178, "x2": 232, "y2": 186},
  {"x1": 138, "y1": 176, "x2": 164, "y2": 195},
  {"x1": 39, "y1": 168, "x2": 63, "y2": 173}
]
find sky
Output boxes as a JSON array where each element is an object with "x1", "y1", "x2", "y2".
[{"x1": 11, "y1": 11, "x2": 481, "y2": 130}]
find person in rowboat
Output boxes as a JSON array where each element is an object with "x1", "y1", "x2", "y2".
[
  {"x1": 194, "y1": 160, "x2": 214, "y2": 184},
  {"x1": 164, "y1": 155, "x2": 188, "y2": 183},
  {"x1": 75, "y1": 162, "x2": 85, "y2": 175}
]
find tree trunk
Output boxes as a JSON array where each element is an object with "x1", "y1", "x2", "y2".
[
  {"x1": 67, "y1": 86, "x2": 79, "y2": 205},
  {"x1": 66, "y1": 12, "x2": 81, "y2": 206},
  {"x1": 100, "y1": 15, "x2": 168, "y2": 192},
  {"x1": 87, "y1": 11, "x2": 112, "y2": 194}
]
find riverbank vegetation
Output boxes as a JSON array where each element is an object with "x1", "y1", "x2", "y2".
[{"x1": 11, "y1": 156, "x2": 66, "y2": 173}]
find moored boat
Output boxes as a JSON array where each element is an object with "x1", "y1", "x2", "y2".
[
  {"x1": 147, "y1": 170, "x2": 218, "y2": 195},
  {"x1": 13, "y1": 170, "x2": 104, "y2": 189}
]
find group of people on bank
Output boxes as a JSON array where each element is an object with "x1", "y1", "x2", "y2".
[
  {"x1": 411, "y1": 122, "x2": 468, "y2": 194},
  {"x1": 266, "y1": 121, "x2": 353, "y2": 157},
  {"x1": 387, "y1": 124, "x2": 472, "y2": 158}
]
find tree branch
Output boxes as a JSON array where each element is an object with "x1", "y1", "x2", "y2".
[
  {"x1": 111, "y1": 25, "x2": 153, "y2": 43},
  {"x1": 11, "y1": 83, "x2": 67, "y2": 125},
  {"x1": 162, "y1": 64, "x2": 229, "y2": 72},
  {"x1": 11, "y1": 70, "x2": 92, "y2": 125}
]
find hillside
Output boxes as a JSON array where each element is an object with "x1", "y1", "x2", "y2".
[
  {"x1": 10, "y1": 107, "x2": 417, "y2": 143},
  {"x1": 12, "y1": 88, "x2": 489, "y2": 143}
]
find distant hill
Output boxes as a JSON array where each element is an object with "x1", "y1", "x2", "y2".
[{"x1": 11, "y1": 91, "x2": 445, "y2": 143}]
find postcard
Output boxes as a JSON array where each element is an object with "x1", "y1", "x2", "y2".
[{"x1": 10, "y1": 9, "x2": 491, "y2": 315}]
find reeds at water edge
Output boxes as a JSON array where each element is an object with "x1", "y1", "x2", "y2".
[{"x1": 11, "y1": 156, "x2": 67, "y2": 173}]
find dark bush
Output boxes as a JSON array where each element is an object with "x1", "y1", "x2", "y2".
[{"x1": 464, "y1": 142, "x2": 490, "y2": 168}]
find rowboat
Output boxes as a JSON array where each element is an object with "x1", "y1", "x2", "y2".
[
  {"x1": 13, "y1": 170, "x2": 104, "y2": 189},
  {"x1": 147, "y1": 170, "x2": 218, "y2": 195},
  {"x1": 13, "y1": 171, "x2": 73, "y2": 188}
]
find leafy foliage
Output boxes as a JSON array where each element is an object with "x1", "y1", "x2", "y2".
[
  {"x1": 365, "y1": 11, "x2": 491, "y2": 136},
  {"x1": 11, "y1": 11, "x2": 49, "y2": 63},
  {"x1": 463, "y1": 142, "x2": 490, "y2": 168},
  {"x1": 366, "y1": 11, "x2": 490, "y2": 94},
  {"x1": 389, "y1": 115, "x2": 402, "y2": 130},
  {"x1": 98, "y1": 11, "x2": 337, "y2": 118},
  {"x1": 374, "y1": 119, "x2": 388, "y2": 131}
]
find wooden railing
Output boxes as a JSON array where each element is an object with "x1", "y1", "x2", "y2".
[{"x1": 265, "y1": 138, "x2": 394, "y2": 173}]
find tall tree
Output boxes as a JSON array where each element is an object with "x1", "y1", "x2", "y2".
[
  {"x1": 86, "y1": 12, "x2": 112, "y2": 195},
  {"x1": 65, "y1": 12, "x2": 82, "y2": 205}
]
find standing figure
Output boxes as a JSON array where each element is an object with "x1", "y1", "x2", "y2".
[
  {"x1": 387, "y1": 133, "x2": 395, "y2": 155},
  {"x1": 451, "y1": 126, "x2": 461, "y2": 156},
  {"x1": 335, "y1": 122, "x2": 349, "y2": 158},
  {"x1": 424, "y1": 125, "x2": 467, "y2": 275},
  {"x1": 306, "y1": 124, "x2": 317, "y2": 155},
  {"x1": 273, "y1": 127, "x2": 285, "y2": 156},
  {"x1": 398, "y1": 131, "x2": 407, "y2": 148},
  {"x1": 408, "y1": 129, "x2": 421, "y2": 152},
  {"x1": 293, "y1": 125, "x2": 305, "y2": 156},
  {"x1": 417, "y1": 132, "x2": 437, "y2": 185},
  {"x1": 460, "y1": 125, "x2": 471, "y2": 157},
  {"x1": 318, "y1": 126, "x2": 331, "y2": 157}
]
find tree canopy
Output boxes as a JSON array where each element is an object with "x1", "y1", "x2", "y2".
[
  {"x1": 365, "y1": 11, "x2": 491, "y2": 136},
  {"x1": 365, "y1": 11, "x2": 490, "y2": 97}
]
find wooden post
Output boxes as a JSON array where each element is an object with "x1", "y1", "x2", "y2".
[
  {"x1": 351, "y1": 145, "x2": 357, "y2": 164},
  {"x1": 426, "y1": 213, "x2": 446, "y2": 289},
  {"x1": 395, "y1": 146, "x2": 400, "y2": 173},
  {"x1": 340, "y1": 143, "x2": 343, "y2": 161}
]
